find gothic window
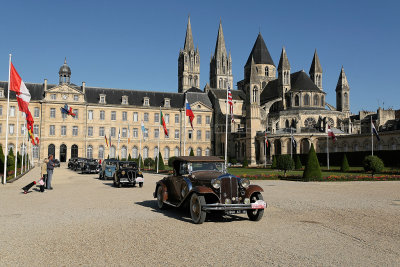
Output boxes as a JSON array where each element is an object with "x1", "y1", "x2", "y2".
[
  {"x1": 313, "y1": 95, "x2": 319, "y2": 106},
  {"x1": 194, "y1": 76, "x2": 198, "y2": 87},
  {"x1": 304, "y1": 117, "x2": 316, "y2": 128},
  {"x1": 189, "y1": 75, "x2": 193, "y2": 86},
  {"x1": 265, "y1": 67, "x2": 269, "y2": 76},
  {"x1": 285, "y1": 120, "x2": 289, "y2": 128},
  {"x1": 219, "y1": 78, "x2": 222, "y2": 88},
  {"x1": 223, "y1": 66, "x2": 226, "y2": 74},
  {"x1": 321, "y1": 95, "x2": 325, "y2": 107},
  {"x1": 327, "y1": 118, "x2": 334, "y2": 127},
  {"x1": 304, "y1": 94, "x2": 310, "y2": 106},
  {"x1": 252, "y1": 86, "x2": 258, "y2": 103},
  {"x1": 344, "y1": 93, "x2": 348, "y2": 108},
  {"x1": 224, "y1": 80, "x2": 227, "y2": 89},
  {"x1": 295, "y1": 95, "x2": 300, "y2": 106}
]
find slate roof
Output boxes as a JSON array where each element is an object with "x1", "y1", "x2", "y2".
[
  {"x1": 0, "y1": 81, "x2": 45, "y2": 100},
  {"x1": 208, "y1": 89, "x2": 245, "y2": 101},
  {"x1": 260, "y1": 79, "x2": 279, "y2": 103},
  {"x1": 289, "y1": 71, "x2": 325, "y2": 93},
  {"x1": 309, "y1": 50, "x2": 322, "y2": 74},
  {"x1": 186, "y1": 87, "x2": 203, "y2": 93},
  {"x1": 245, "y1": 33, "x2": 275, "y2": 67},
  {"x1": 186, "y1": 92, "x2": 212, "y2": 108}
]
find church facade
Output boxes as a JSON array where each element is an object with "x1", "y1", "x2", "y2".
[{"x1": 0, "y1": 17, "x2": 399, "y2": 165}]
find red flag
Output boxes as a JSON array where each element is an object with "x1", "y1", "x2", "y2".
[
  {"x1": 328, "y1": 126, "x2": 337, "y2": 143},
  {"x1": 160, "y1": 110, "x2": 168, "y2": 137},
  {"x1": 185, "y1": 99, "x2": 194, "y2": 130},
  {"x1": 10, "y1": 63, "x2": 31, "y2": 113}
]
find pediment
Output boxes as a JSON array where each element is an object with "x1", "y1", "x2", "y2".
[
  {"x1": 190, "y1": 101, "x2": 212, "y2": 111},
  {"x1": 47, "y1": 84, "x2": 83, "y2": 94},
  {"x1": 45, "y1": 84, "x2": 85, "y2": 103}
]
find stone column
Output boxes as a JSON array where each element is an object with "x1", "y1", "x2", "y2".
[
  {"x1": 270, "y1": 140, "x2": 275, "y2": 162},
  {"x1": 260, "y1": 139, "x2": 265, "y2": 164}
]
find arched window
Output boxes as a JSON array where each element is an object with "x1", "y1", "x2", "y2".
[
  {"x1": 265, "y1": 67, "x2": 269, "y2": 76},
  {"x1": 196, "y1": 147, "x2": 202, "y2": 156},
  {"x1": 313, "y1": 95, "x2": 319, "y2": 106},
  {"x1": 285, "y1": 120, "x2": 290, "y2": 128},
  {"x1": 48, "y1": 144, "x2": 55, "y2": 157},
  {"x1": 154, "y1": 147, "x2": 159, "y2": 159},
  {"x1": 121, "y1": 146, "x2": 127, "y2": 159},
  {"x1": 304, "y1": 94, "x2": 310, "y2": 106},
  {"x1": 252, "y1": 86, "x2": 258, "y2": 103},
  {"x1": 164, "y1": 147, "x2": 170, "y2": 160},
  {"x1": 143, "y1": 147, "x2": 149, "y2": 159},
  {"x1": 132, "y1": 146, "x2": 138, "y2": 159},
  {"x1": 205, "y1": 148, "x2": 210, "y2": 156},
  {"x1": 110, "y1": 146, "x2": 116, "y2": 158},
  {"x1": 87, "y1": 145, "x2": 93, "y2": 159},
  {"x1": 194, "y1": 76, "x2": 198, "y2": 87},
  {"x1": 20, "y1": 144, "x2": 27, "y2": 155},
  {"x1": 295, "y1": 95, "x2": 300, "y2": 106},
  {"x1": 98, "y1": 145, "x2": 104, "y2": 159},
  {"x1": 174, "y1": 147, "x2": 180, "y2": 157},
  {"x1": 71, "y1": 144, "x2": 78, "y2": 158},
  {"x1": 189, "y1": 75, "x2": 193, "y2": 86},
  {"x1": 344, "y1": 93, "x2": 348, "y2": 108},
  {"x1": 219, "y1": 78, "x2": 222, "y2": 88},
  {"x1": 321, "y1": 96, "x2": 325, "y2": 107}
]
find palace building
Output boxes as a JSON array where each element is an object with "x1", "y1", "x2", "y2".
[{"x1": 0, "y1": 17, "x2": 399, "y2": 165}]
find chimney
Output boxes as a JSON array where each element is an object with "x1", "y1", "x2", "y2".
[
  {"x1": 82, "y1": 81, "x2": 86, "y2": 94},
  {"x1": 44, "y1": 79, "x2": 48, "y2": 91}
]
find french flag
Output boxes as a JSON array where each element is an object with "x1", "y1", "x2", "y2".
[
  {"x1": 185, "y1": 98, "x2": 194, "y2": 129},
  {"x1": 371, "y1": 122, "x2": 380, "y2": 141},
  {"x1": 10, "y1": 63, "x2": 31, "y2": 114}
]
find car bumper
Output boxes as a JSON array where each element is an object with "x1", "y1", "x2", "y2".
[
  {"x1": 119, "y1": 177, "x2": 143, "y2": 184},
  {"x1": 202, "y1": 201, "x2": 266, "y2": 211}
]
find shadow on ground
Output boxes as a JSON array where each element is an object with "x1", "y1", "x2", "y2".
[{"x1": 135, "y1": 200, "x2": 248, "y2": 223}]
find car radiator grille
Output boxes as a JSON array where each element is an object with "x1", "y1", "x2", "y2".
[
  {"x1": 127, "y1": 171, "x2": 136, "y2": 182},
  {"x1": 220, "y1": 177, "x2": 239, "y2": 204}
]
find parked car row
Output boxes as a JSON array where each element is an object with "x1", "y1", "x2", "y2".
[
  {"x1": 99, "y1": 159, "x2": 144, "y2": 188},
  {"x1": 68, "y1": 157, "x2": 101, "y2": 174}
]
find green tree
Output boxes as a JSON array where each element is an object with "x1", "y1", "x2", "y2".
[
  {"x1": 302, "y1": 144, "x2": 322, "y2": 181},
  {"x1": 229, "y1": 158, "x2": 237, "y2": 165},
  {"x1": 363, "y1": 155, "x2": 384, "y2": 177},
  {"x1": 128, "y1": 154, "x2": 132, "y2": 161},
  {"x1": 271, "y1": 155, "x2": 277, "y2": 169},
  {"x1": 144, "y1": 158, "x2": 155, "y2": 170},
  {"x1": 155, "y1": 152, "x2": 165, "y2": 170},
  {"x1": 189, "y1": 148, "x2": 194, "y2": 156},
  {"x1": 0, "y1": 145, "x2": 4, "y2": 173},
  {"x1": 277, "y1": 154, "x2": 294, "y2": 177},
  {"x1": 295, "y1": 155, "x2": 302, "y2": 170},
  {"x1": 107, "y1": 155, "x2": 110, "y2": 159},
  {"x1": 242, "y1": 158, "x2": 248, "y2": 168},
  {"x1": 168, "y1": 156, "x2": 177, "y2": 167},
  {"x1": 138, "y1": 154, "x2": 144, "y2": 169},
  {"x1": 7, "y1": 148, "x2": 15, "y2": 177},
  {"x1": 340, "y1": 153, "x2": 350, "y2": 172}
]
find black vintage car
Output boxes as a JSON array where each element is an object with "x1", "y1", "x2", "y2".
[
  {"x1": 154, "y1": 156, "x2": 266, "y2": 224},
  {"x1": 67, "y1": 158, "x2": 76, "y2": 169},
  {"x1": 81, "y1": 159, "x2": 100, "y2": 174},
  {"x1": 72, "y1": 158, "x2": 86, "y2": 171},
  {"x1": 113, "y1": 161, "x2": 144, "y2": 188}
]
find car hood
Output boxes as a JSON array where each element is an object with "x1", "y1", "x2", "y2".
[{"x1": 191, "y1": 171, "x2": 223, "y2": 180}]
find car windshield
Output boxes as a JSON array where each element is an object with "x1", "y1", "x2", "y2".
[
  {"x1": 106, "y1": 161, "x2": 118, "y2": 166},
  {"x1": 189, "y1": 162, "x2": 224, "y2": 173},
  {"x1": 119, "y1": 162, "x2": 137, "y2": 168}
]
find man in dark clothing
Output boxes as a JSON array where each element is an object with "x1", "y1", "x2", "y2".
[{"x1": 47, "y1": 155, "x2": 55, "y2": 190}]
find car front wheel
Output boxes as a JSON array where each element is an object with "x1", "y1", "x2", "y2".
[
  {"x1": 156, "y1": 186, "x2": 166, "y2": 209},
  {"x1": 139, "y1": 182, "x2": 143, "y2": 188},
  {"x1": 190, "y1": 193, "x2": 206, "y2": 224},
  {"x1": 247, "y1": 193, "x2": 264, "y2": 221}
]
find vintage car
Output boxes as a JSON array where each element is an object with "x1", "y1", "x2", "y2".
[
  {"x1": 71, "y1": 157, "x2": 86, "y2": 171},
  {"x1": 81, "y1": 159, "x2": 100, "y2": 174},
  {"x1": 67, "y1": 158, "x2": 75, "y2": 169},
  {"x1": 153, "y1": 156, "x2": 266, "y2": 224},
  {"x1": 113, "y1": 161, "x2": 144, "y2": 187},
  {"x1": 99, "y1": 159, "x2": 119, "y2": 180}
]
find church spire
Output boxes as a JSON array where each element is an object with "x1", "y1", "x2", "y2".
[
  {"x1": 278, "y1": 47, "x2": 290, "y2": 71},
  {"x1": 214, "y1": 20, "x2": 227, "y2": 58},
  {"x1": 336, "y1": 66, "x2": 350, "y2": 112},
  {"x1": 309, "y1": 49, "x2": 323, "y2": 90},
  {"x1": 184, "y1": 16, "x2": 194, "y2": 51},
  {"x1": 336, "y1": 66, "x2": 349, "y2": 90}
]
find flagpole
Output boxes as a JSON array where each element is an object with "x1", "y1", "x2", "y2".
[
  {"x1": 157, "y1": 107, "x2": 160, "y2": 173},
  {"x1": 371, "y1": 116, "x2": 374, "y2": 156},
  {"x1": 14, "y1": 110, "x2": 20, "y2": 178},
  {"x1": 225, "y1": 86, "x2": 228, "y2": 171},
  {"x1": 139, "y1": 135, "x2": 142, "y2": 171},
  {"x1": 290, "y1": 128, "x2": 293, "y2": 159},
  {"x1": 264, "y1": 131, "x2": 266, "y2": 169},
  {"x1": 3, "y1": 54, "x2": 12, "y2": 184},
  {"x1": 184, "y1": 96, "x2": 187, "y2": 156},
  {"x1": 327, "y1": 130, "x2": 330, "y2": 170},
  {"x1": 21, "y1": 121, "x2": 25, "y2": 174}
]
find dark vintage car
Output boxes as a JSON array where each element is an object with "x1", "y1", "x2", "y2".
[
  {"x1": 81, "y1": 159, "x2": 100, "y2": 174},
  {"x1": 99, "y1": 159, "x2": 119, "y2": 180},
  {"x1": 67, "y1": 158, "x2": 76, "y2": 169},
  {"x1": 153, "y1": 156, "x2": 266, "y2": 224},
  {"x1": 113, "y1": 161, "x2": 144, "y2": 188},
  {"x1": 72, "y1": 158, "x2": 86, "y2": 171}
]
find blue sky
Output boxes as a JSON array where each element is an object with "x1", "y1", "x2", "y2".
[{"x1": 0, "y1": 0, "x2": 399, "y2": 113}]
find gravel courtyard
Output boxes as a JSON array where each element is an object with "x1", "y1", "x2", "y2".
[{"x1": 1, "y1": 164, "x2": 399, "y2": 266}]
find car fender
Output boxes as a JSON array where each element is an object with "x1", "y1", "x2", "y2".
[
  {"x1": 244, "y1": 185, "x2": 264, "y2": 199},
  {"x1": 155, "y1": 181, "x2": 168, "y2": 202}
]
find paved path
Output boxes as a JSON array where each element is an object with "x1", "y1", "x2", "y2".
[{"x1": 1, "y1": 164, "x2": 399, "y2": 266}]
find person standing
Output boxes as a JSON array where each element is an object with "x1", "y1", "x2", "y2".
[
  {"x1": 47, "y1": 155, "x2": 55, "y2": 190},
  {"x1": 40, "y1": 158, "x2": 49, "y2": 192}
]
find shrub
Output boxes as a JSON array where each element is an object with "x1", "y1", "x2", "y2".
[
  {"x1": 340, "y1": 153, "x2": 350, "y2": 172},
  {"x1": 189, "y1": 149, "x2": 195, "y2": 156},
  {"x1": 168, "y1": 156, "x2": 177, "y2": 167},
  {"x1": 277, "y1": 154, "x2": 294, "y2": 177},
  {"x1": 229, "y1": 158, "x2": 237, "y2": 165},
  {"x1": 128, "y1": 154, "x2": 132, "y2": 161},
  {"x1": 144, "y1": 158, "x2": 155, "y2": 169},
  {"x1": 302, "y1": 144, "x2": 322, "y2": 181},
  {"x1": 242, "y1": 158, "x2": 248, "y2": 168},
  {"x1": 363, "y1": 155, "x2": 384, "y2": 177},
  {"x1": 295, "y1": 155, "x2": 302, "y2": 170},
  {"x1": 271, "y1": 155, "x2": 277, "y2": 169},
  {"x1": 0, "y1": 144, "x2": 4, "y2": 172}
]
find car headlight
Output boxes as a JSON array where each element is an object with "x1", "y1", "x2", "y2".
[
  {"x1": 240, "y1": 178, "x2": 250, "y2": 189},
  {"x1": 225, "y1": 198, "x2": 232, "y2": 204},
  {"x1": 121, "y1": 171, "x2": 126, "y2": 175},
  {"x1": 138, "y1": 172, "x2": 142, "y2": 176},
  {"x1": 211, "y1": 178, "x2": 221, "y2": 189}
]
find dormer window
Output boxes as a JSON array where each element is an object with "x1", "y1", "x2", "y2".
[
  {"x1": 122, "y1": 95, "x2": 128, "y2": 105},
  {"x1": 164, "y1": 98, "x2": 170, "y2": 108},
  {"x1": 99, "y1": 94, "x2": 106, "y2": 104},
  {"x1": 50, "y1": 94, "x2": 57, "y2": 100},
  {"x1": 143, "y1": 97, "x2": 150, "y2": 106},
  {"x1": 0, "y1": 89, "x2": 4, "y2": 98},
  {"x1": 74, "y1": 95, "x2": 79, "y2": 101}
]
